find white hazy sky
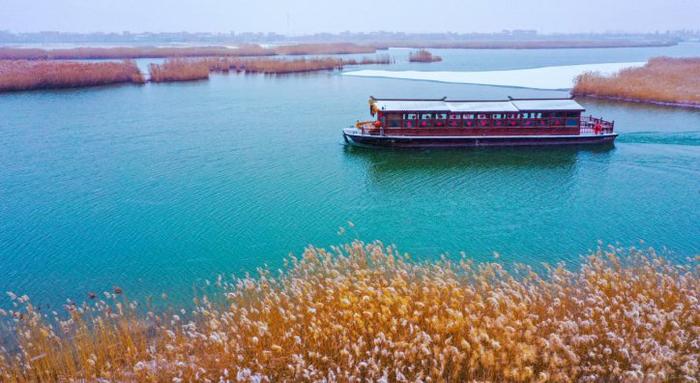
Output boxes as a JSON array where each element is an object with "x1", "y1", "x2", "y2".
[{"x1": 1, "y1": 0, "x2": 698, "y2": 34}]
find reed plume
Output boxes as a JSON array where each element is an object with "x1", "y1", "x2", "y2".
[{"x1": 0, "y1": 241, "x2": 697, "y2": 382}]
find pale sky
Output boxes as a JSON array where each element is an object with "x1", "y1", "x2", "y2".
[{"x1": 0, "y1": 0, "x2": 697, "y2": 34}]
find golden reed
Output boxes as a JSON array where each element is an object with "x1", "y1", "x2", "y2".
[
  {"x1": 408, "y1": 49, "x2": 443, "y2": 63},
  {"x1": 0, "y1": 240, "x2": 697, "y2": 382},
  {"x1": 0, "y1": 43, "x2": 376, "y2": 61},
  {"x1": 572, "y1": 57, "x2": 700, "y2": 107},
  {"x1": 149, "y1": 59, "x2": 210, "y2": 82},
  {"x1": 0, "y1": 60, "x2": 144, "y2": 92},
  {"x1": 149, "y1": 56, "x2": 393, "y2": 81}
]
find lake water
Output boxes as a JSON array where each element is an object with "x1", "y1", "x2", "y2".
[{"x1": 1, "y1": 45, "x2": 699, "y2": 306}]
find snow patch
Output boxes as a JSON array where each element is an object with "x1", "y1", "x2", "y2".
[{"x1": 343, "y1": 62, "x2": 645, "y2": 90}]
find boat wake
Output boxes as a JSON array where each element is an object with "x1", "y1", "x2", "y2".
[{"x1": 616, "y1": 130, "x2": 700, "y2": 146}]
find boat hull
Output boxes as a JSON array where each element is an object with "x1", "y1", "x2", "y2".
[{"x1": 343, "y1": 130, "x2": 617, "y2": 148}]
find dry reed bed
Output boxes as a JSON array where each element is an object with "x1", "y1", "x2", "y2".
[
  {"x1": 0, "y1": 240, "x2": 698, "y2": 382},
  {"x1": 408, "y1": 49, "x2": 443, "y2": 63},
  {"x1": 0, "y1": 41, "x2": 675, "y2": 61},
  {"x1": 572, "y1": 57, "x2": 700, "y2": 107},
  {"x1": 149, "y1": 59, "x2": 210, "y2": 82},
  {"x1": 0, "y1": 60, "x2": 144, "y2": 92},
  {"x1": 201, "y1": 55, "x2": 393, "y2": 74},
  {"x1": 0, "y1": 43, "x2": 377, "y2": 61},
  {"x1": 148, "y1": 55, "x2": 393, "y2": 81},
  {"x1": 273, "y1": 43, "x2": 377, "y2": 56},
  {"x1": 0, "y1": 55, "x2": 393, "y2": 90}
]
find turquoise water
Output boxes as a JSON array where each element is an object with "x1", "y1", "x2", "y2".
[{"x1": 1, "y1": 46, "x2": 699, "y2": 306}]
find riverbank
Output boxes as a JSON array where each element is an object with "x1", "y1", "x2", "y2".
[
  {"x1": 1, "y1": 241, "x2": 697, "y2": 382},
  {"x1": 572, "y1": 57, "x2": 700, "y2": 108}
]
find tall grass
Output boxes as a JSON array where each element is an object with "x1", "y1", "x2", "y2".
[
  {"x1": 149, "y1": 59, "x2": 210, "y2": 82},
  {"x1": 1, "y1": 240, "x2": 697, "y2": 382},
  {"x1": 0, "y1": 41, "x2": 674, "y2": 61},
  {"x1": 572, "y1": 57, "x2": 700, "y2": 106},
  {"x1": 204, "y1": 57, "x2": 344, "y2": 74},
  {"x1": 0, "y1": 60, "x2": 144, "y2": 92},
  {"x1": 0, "y1": 54, "x2": 393, "y2": 90},
  {"x1": 273, "y1": 43, "x2": 376, "y2": 55},
  {"x1": 408, "y1": 49, "x2": 443, "y2": 63},
  {"x1": 152, "y1": 55, "x2": 393, "y2": 79},
  {"x1": 0, "y1": 45, "x2": 273, "y2": 60},
  {"x1": 0, "y1": 43, "x2": 378, "y2": 61},
  {"x1": 343, "y1": 54, "x2": 393, "y2": 65}
]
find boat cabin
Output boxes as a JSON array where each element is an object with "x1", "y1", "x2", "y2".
[
  {"x1": 344, "y1": 96, "x2": 617, "y2": 148},
  {"x1": 370, "y1": 97, "x2": 595, "y2": 135}
]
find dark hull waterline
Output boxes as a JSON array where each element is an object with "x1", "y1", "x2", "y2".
[{"x1": 343, "y1": 131, "x2": 618, "y2": 148}]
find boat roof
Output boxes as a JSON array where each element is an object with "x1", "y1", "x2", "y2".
[{"x1": 371, "y1": 97, "x2": 585, "y2": 113}]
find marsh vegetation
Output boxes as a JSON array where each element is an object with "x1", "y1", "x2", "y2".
[
  {"x1": 0, "y1": 60, "x2": 144, "y2": 92},
  {"x1": 408, "y1": 49, "x2": 443, "y2": 63},
  {"x1": 0, "y1": 43, "x2": 377, "y2": 61},
  {"x1": 572, "y1": 57, "x2": 700, "y2": 107},
  {"x1": 1, "y1": 240, "x2": 697, "y2": 382}
]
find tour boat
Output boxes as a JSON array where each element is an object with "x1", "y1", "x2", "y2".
[{"x1": 343, "y1": 97, "x2": 617, "y2": 148}]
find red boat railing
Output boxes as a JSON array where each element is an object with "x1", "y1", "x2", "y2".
[
  {"x1": 580, "y1": 115, "x2": 615, "y2": 135},
  {"x1": 356, "y1": 121, "x2": 381, "y2": 135}
]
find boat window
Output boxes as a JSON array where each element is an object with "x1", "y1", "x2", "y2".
[
  {"x1": 506, "y1": 113, "x2": 519, "y2": 126},
  {"x1": 403, "y1": 113, "x2": 418, "y2": 120},
  {"x1": 419, "y1": 113, "x2": 432, "y2": 128},
  {"x1": 460, "y1": 114, "x2": 473, "y2": 127},
  {"x1": 434, "y1": 113, "x2": 447, "y2": 127},
  {"x1": 566, "y1": 112, "x2": 579, "y2": 118},
  {"x1": 447, "y1": 113, "x2": 461, "y2": 127},
  {"x1": 550, "y1": 115, "x2": 564, "y2": 126},
  {"x1": 476, "y1": 113, "x2": 490, "y2": 127},
  {"x1": 493, "y1": 113, "x2": 506, "y2": 127},
  {"x1": 522, "y1": 113, "x2": 530, "y2": 119},
  {"x1": 386, "y1": 113, "x2": 402, "y2": 128}
]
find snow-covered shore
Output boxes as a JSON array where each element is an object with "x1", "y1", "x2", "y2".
[{"x1": 343, "y1": 62, "x2": 645, "y2": 90}]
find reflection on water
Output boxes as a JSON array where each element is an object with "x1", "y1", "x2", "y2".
[{"x1": 345, "y1": 144, "x2": 613, "y2": 172}]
